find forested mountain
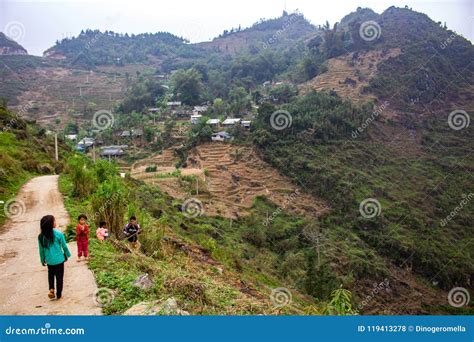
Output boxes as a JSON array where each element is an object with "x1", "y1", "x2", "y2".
[{"x1": 0, "y1": 32, "x2": 28, "y2": 55}]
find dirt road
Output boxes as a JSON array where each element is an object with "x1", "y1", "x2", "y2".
[{"x1": 0, "y1": 175, "x2": 101, "y2": 315}]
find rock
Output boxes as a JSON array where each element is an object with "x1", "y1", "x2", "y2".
[
  {"x1": 161, "y1": 298, "x2": 190, "y2": 316},
  {"x1": 123, "y1": 297, "x2": 190, "y2": 316},
  {"x1": 123, "y1": 301, "x2": 160, "y2": 316},
  {"x1": 132, "y1": 273, "x2": 153, "y2": 290}
]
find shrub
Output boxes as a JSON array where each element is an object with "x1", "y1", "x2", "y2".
[
  {"x1": 90, "y1": 178, "x2": 128, "y2": 237},
  {"x1": 67, "y1": 154, "x2": 97, "y2": 198}
]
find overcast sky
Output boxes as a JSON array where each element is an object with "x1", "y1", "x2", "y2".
[{"x1": 1, "y1": 0, "x2": 473, "y2": 56}]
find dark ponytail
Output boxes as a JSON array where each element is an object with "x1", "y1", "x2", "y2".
[{"x1": 39, "y1": 215, "x2": 55, "y2": 248}]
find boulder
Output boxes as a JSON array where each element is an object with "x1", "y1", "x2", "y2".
[{"x1": 123, "y1": 297, "x2": 190, "y2": 316}]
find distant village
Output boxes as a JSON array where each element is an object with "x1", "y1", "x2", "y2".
[{"x1": 66, "y1": 98, "x2": 256, "y2": 160}]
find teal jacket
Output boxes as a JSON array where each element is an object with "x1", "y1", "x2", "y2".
[{"x1": 38, "y1": 229, "x2": 71, "y2": 266}]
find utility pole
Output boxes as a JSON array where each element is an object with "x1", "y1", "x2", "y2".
[{"x1": 54, "y1": 133, "x2": 58, "y2": 161}]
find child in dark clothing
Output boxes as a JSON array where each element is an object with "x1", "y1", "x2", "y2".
[
  {"x1": 76, "y1": 214, "x2": 89, "y2": 261},
  {"x1": 123, "y1": 216, "x2": 141, "y2": 248}
]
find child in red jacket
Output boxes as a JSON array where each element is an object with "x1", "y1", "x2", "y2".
[{"x1": 76, "y1": 214, "x2": 89, "y2": 261}]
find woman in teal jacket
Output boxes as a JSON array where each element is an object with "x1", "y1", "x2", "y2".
[{"x1": 38, "y1": 215, "x2": 71, "y2": 300}]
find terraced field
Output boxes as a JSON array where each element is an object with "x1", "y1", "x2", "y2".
[{"x1": 131, "y1": 143, "x2": 328, "y2": 219}]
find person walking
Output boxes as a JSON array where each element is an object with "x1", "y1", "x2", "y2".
[{"x1": 38, "y1": 215, "x2": 71, "y2": 300}]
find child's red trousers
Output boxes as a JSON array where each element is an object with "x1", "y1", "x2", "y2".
[{"x1": 77, "y1": 239, "x2": 89, "y2": 257}]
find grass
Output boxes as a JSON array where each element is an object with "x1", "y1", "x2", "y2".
[{"x1": 0, "y1": 106, "x2": 68, "y2": 225}]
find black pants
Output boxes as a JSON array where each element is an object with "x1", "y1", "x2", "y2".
[{"x1": 47, "y1": 262, "x2": 64, "y2": 298}]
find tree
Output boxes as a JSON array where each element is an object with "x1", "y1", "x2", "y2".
[
  {"x1": 171, "y1": 69, "x2": 204, "y2": 105},
  {"x1": 229, "y1": 86, "x2": 250, "y2": 116}
]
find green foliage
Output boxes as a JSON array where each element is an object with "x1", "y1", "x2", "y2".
[
  {"x1": 118, "y1": 78, "x2": 166, "y2": 114},
  {"x1": 324, "y1": 287, "x2": 358, "y2": 315},
  {"x1": 47, "y1": 30, "x2": 188, "y2": 66},
  {"x1": 0, "y1": 104, "x2": 66, "y2": 224},
  {"x1": 66, "y1": 154, "x2": 97, "y2": 198},
  {"x1": 145, "y1": 166, "x2": 157, "y2": 173},
  {"x1": 90, "y1": 177, "x2": 128, "y2": 237},
  {"x1": 171, "y1": 68, "x2": 204, "y2": 105}
]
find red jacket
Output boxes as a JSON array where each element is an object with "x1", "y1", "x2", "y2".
[{"x1": 76, "y1": 224, "x2": 89, "y2": 242}]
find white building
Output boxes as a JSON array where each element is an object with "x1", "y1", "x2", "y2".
[
  {"x1": 222, "y1": 118, "x2": 241, "y2": 126},
  {"x1": 65, "y1": 134, "x2": 78, "y2": 141},
  {"x1": 241, "y1": 120, "x2": 251, "y2": 129},
  {"x1": 206, "y1": 118, "x2": 221, "y2": 127},
  {"x1": 190, "y1": 114, "x2": 202, "y2": 124}
]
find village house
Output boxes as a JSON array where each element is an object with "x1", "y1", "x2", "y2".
[
  {"x1": 147, "y1": 107, "x2": 160, "y2": 114},
  {"x1": 190, "y1": 114, "x2": 202, "y2": 124},
  {"x1": 206, "y1": 118, "x2": 221, "y2": 128},
  {"x1": 75, "y1": 137, "x2": 94, "y2": 152},
  {"x1": 241, "y1": 120, "x2": 252, "y2": 129},
  {"x1": 167, "y1": 101, "x2": 182, "y2": 109},
  {"x1": 211, "y1": 131, "x2": 232, "y2": 142},
  {"x1": 175, "y1": 110, "x2": 193, "y2": 119},
  {"x1": 120, "y1": 129, "x2": 143, "y2": 138},
  {"x1": 65, "y1": 134, "x2": 78, "y2": 141},
  {"x1": 222, "y1": 118, "x2": 241, "y2": 126},
  {"x1": 100, "y1": 147, "x2": 124, "y2": 159}
]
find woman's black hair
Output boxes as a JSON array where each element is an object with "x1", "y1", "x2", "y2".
[
  {"x1": 130, "y1": 216, "x2": 137, "y2": 221},
  {"x1": 78, "y1": 214, "x2": 88, "y2": 221},
  {"x1": 99, "y1": 221, "x2": 106, "y2": 228},
  {"x1": 39, "y1": 215, "x2": 55, "y2": 249}
]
